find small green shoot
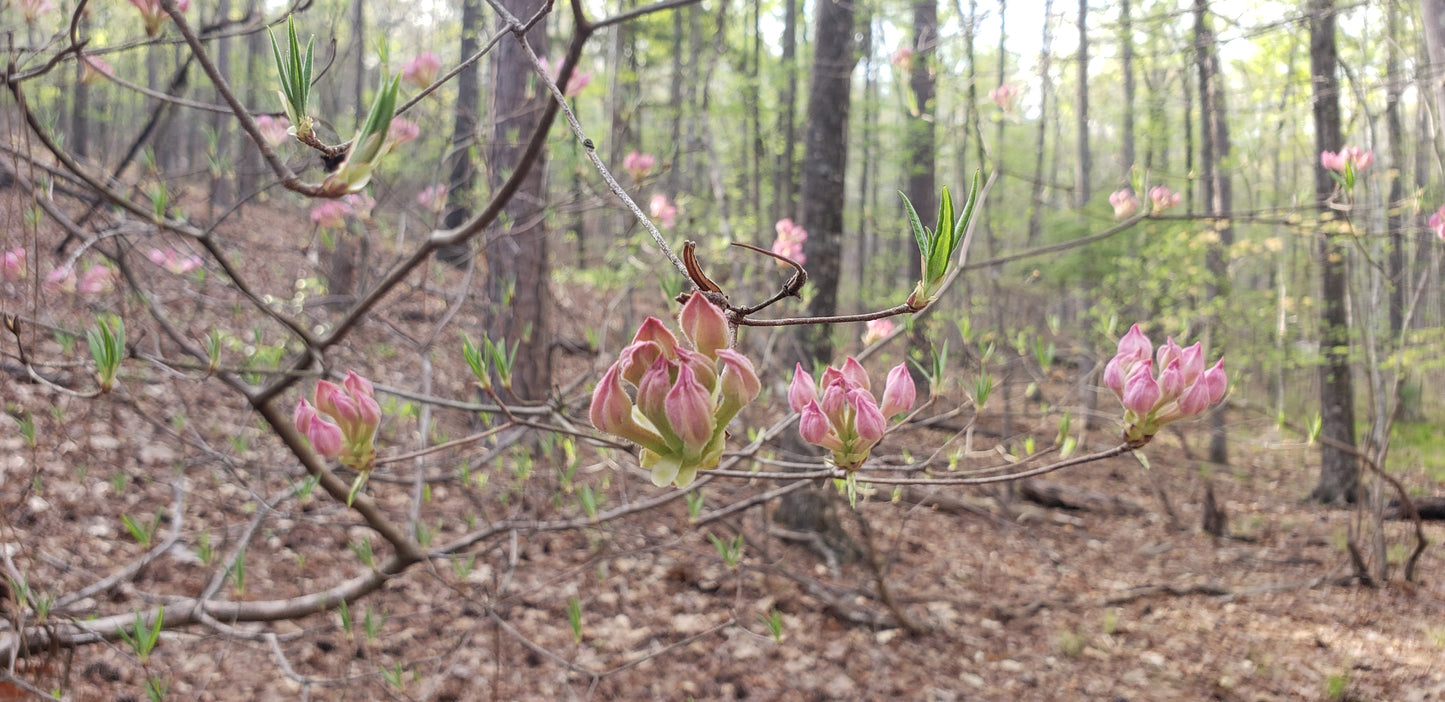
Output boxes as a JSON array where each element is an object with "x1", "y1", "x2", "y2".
[
  {"x1": 566, "y1": 596, "x2": 583, "y2": 643},
  {"x1": 86, "y1": 315, "x2": 125, "y2": 392},
  {"x1": 685, "y1": 490, "x2": 705, "y2": 521},
  {"x1": 116, "y1": 606, "x2": 164, "y2": 665},
  {"x1": 268, "y1": 15, "x2": 315, "y2": 138},
  {"x1": 708, "y1": 532, "x2": 744, "y2": 569},
  {"x1": 761, "y1": 607, "x2": 784, "y2": 642}
]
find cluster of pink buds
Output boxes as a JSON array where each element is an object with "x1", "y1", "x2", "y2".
[
  {"x1": 343, "y1": 193, "x2": 375, "y2": 221},
  {"x1": 418, "y1": 184, "x2": 448, "y2": 214},
  {"x1": 538, "y1": 57, "x2": 593, "y2": 97},
  {"x1": 772, "y1": 218, "x2": 808, "y2": 265},
  {"x1": 861, "y1": 318, "x2": 895, "y2": 346},
  {"x1": 80, "y1": 56, "x2": 113, "y2": 86},
  {"x1": 310, "y1": 200, "x2": 351, "y2": 230},
  {"x1": 789, "y1": 359, "x2": 915, "y2": 471},
  {"x1": 45, "y1": 264, "x2": 112, "y2": 295},
  {"x1": 129, "y1": 0, "x2": 189, "y2": 37},
  {"x1": 401, "y1": 52, "x2": 442, "y2": 90},
  {"x1": 989, "y1": 84, "x2": 1018, "y2": 111},
  {"x1": 1109, "y1": 189, "x2": 1139, "y2": 220},
  {"x1": 294, "y1": 371, "x2": 382, "y2": 471},
  {"x1": 591, "y1": 295, "x2": 760, "y2": 488},
  {"x1": 1103, "y1": 324, "x2": 1226, "y2": 446},
  {"x1": 1320, "y1": 146, "x2": 1373, "y2": 174},
  {"x1": 623, "y1": 150, "x2": 656, "y2": 181},
  {"x1": 22, "y1": 0, "x2": 55, "y2": 24},
  {"x1": 890, "y1": 45, "x2": 915, "y2": 72},
  {"x1": 649, "y1": 194, "x2": 677, "y2": 229},
  {"x1": 387, "y1": 118, "x2": 420, "y2": 149},
  {"x1": 1148, "y1": 186, "x2": 1181, "y2": 213},
  {"x1": 1429, "y1": 205, "x2": 1445, "y2": 242},
  {"x1": 147, "y1": 248, "x2": 202, "y2": 275},
  {"x1": 2, "y1": 247, "x2": 25, "y2": 282}
]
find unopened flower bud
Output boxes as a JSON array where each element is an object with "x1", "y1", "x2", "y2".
[
  {"x1": 679, "y1": 294, "x2": 729, "y2": 360},
  {"x1": 789, "y1": 363, "x2": 818, "y2": 413},
  {"x1": 665, "y1": 364, "x2": 714, "y2": 455},
  {"x1": 850, "y1": 389, "x2": 887, "y2": 444},
  {"x1": 880, "y1": 363, "x2": 916, "y2": 418},
  {"x1": 1121, "y1": 360, "x2": 1159, "y2": 415}
]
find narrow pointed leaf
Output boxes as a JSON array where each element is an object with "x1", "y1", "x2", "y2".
[{"x1": 899, "y1": 192, "x2": 929, "y2": 266}]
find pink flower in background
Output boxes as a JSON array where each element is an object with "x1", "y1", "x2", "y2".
[
  {"x1": 1321, "y1": 145, "x2": 1373, "y2": 174},
  {"x1": 1109, "y1": 189, "x2": 1139, "y2": 220},
  {"x1": 1429, "y1": 205, "x2": 1445, "y2": 242},
  {"x1": 1103, "y1": 323, "x2": 1226, "y2": 446},
  {"x1": 80, "y1": 56, "x2": 113, "y2": 85},
  {"x1": 988, "y1": 84, "x2": 1018, "y2": 111},
  {"x1": 255, "y1": 115, "x2": 290, "y2": 148},
  {"x1": 417, "y1": 184, "x2": 448, "y2": 213},
  {"x1": 1148, "y1": 185, "x2": 1181, "y2": 212},
  {"x1": 22, "y1": 0, "x2": 56, "y2": 23},
  {"x1": 771, "y1": 218, "x2": 808, "y2": 265},
  {"x1": 539, "y1": 57, "x2": 593, "y2": 97},
  {"x1": 77, "y1": 265, "x2": 114, "y2": 295},
  {"x1": 386, "y1": 118, "x2": 420, "y2": 148},
  {"x1": 44, "y1": 266, "x2": 75, "y2": 293},
  {"x1": 310, "y1": 201, "x2": 351, "y2": 230},
  {"x1": 861, "y1": 319, "x2": 894, "y2": 346},
  {"x1": 649, "y1": 194, "x2": 677, "y2": 229},
  {"x1": 2, "y1": 247, "x2": 26, "y2": 281},
  {"x1": 344, "y1": 193, "x2": 375, "y2": 221},
  {"x1": 147, "y1": 248, "x2": 202, "y2": 275},
  {"x1": 623, "y1": 150, "x2": 656, "y2": 181},
  {"x1": 401, "y1": 51, "x2": 442, "y2": 90},
  {"x1": 129, "y1": 0, "x2": 189, "y2": 37},
  {"x1": 890, "y1": 45, "x2": 914, "y2": 72}
]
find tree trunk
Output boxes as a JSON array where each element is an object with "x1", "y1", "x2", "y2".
[
  {"x1": 1386, "y1": 3, "x2": 1406, "y2": 335},
  {"x1": 1073, "y1": 0, "x2": 1090, "y2": 208},
  {"x1": 792, "y1": 0, "x2": 864, "y2": 365},
  {"x1": 773, "y1": 0, "x2": 800, "y2": 222},
  {"x1": 209, "y1": 0, "x2": 233, "y2": 207},
  {"x1": 1193, "y1": 0, "x2": 1231, "y2": 465},
  {"x1": 904, "y1": 0, "x2": 938, "y2": 393},
  {"x1": 1025, "y1": 0, "x2": 1054, "y2": 246},
  {"x1": 1308, "y1": 0, "x2": 1359, "y2": 503},
  {"x1": 485, "y1": 0, "x2": 552, "y2": 402},
  {"x1": 1420, "y1": 0, "x2": 1445, "y2": 122},
  {"x1": 437, "y1": 0, "x2": 483, "y2": 265},
  {"x1": 1120, "y1": 0, "x2": 1135, "y2": 173}
]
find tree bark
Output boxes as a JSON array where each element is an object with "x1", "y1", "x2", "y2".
[
  {"x1": 772, "y1": 0, "x2": 800, "y2": 222},
  {"x1": 1193, "y1": 0, "x2": 1231, "y2": 465},
  {"x1": 1386, "y1": 3, "x2": 1406, "y2": 335},
  {"x1": 1119, "y1": 0, "x2": 1135, "y2": 173},
  {"x1": 1308, "y1": 0, "x2": 1359, "y2": 503},
  {"x1": 1073, "y1": 0, "x2": 1090, "y2": 208},
  {"x1": 1026, "y1": 0, "x2": 1054, "y2": 246},
  {"x1": 485, "y1": 0, "x2": 553, "y2": 402},
  {"x1": 438, "y1": 0, "x2": 483, "y2": 265}
]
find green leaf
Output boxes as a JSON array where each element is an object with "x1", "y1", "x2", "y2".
[{"x1": 899, "y1": 192, "x2": 930, "y2": 269}]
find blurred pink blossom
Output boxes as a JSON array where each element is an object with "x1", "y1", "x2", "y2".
[
  {"x1": 401, "y1": 51, "x2": 442, "y2": 90},
  {"x1": 77, "y1": 265, "x2": 114, "y2": 295},
  {"x1": 417, "y1": 184, "x2": 448, "y2": 213},
  {"x1": 1429, "y1": 205, "x2": 1445, "y2": 242},
  {"x1": 539, "y1": 57, "x2": 593, "y2": 97},
  {"x1": 310, "y1": 201, "x2": 351, "y2": 230},
  {"x1": 649, "y1": 194, "x2": 677, "y2": 229},
  {"x1": 862, "y1": 319, "x2": 894, "y2": 346},
  {"x1": 80, "y1": 55, "x2": 113, "y2": 85},
  {"x1": 890, "y1": 45, "x2": 914, "y2": 72},
  {"x1": 147, "y1": 248, "x2": 202, "y2": 275},
  {"x1": 988, "y1": 84, "x2": 1018, "y2": 111},
  {"x1": 255, "y1": 115, "x2": 290, "y2": 148},
  {"x1": 386, "y1": 118, "x2": 420, "y2": 148},
  {"x1": 44, "y1": 266, "x2": 75, "y2": 293},
  {"x1": 22, "y1": 0, "x2": 56, "y2": 23},
  {"x1": 129, "y1": 0, "x2": 189, "y2": 37},
  {"x1": 1109, "y1": 189, "x2": 1139, "y2": 219},
  {"x1": 1148, "y1": 185, "x2": 1181, "y2": 212},
  {"x1": 623, "y1": 150, "x2": 655, "y2": 181},
  {"x1": 2, "y1": 247, "x2": 26, "y2": 282},
  {"x1": 771, "y1": 218, "x2": 808, "y2": 265},
  {"x1": 1321, "y1": 145, "x2": 1373, "y2": 174},
  {"x1": 344, "y1": 193, "x2": 375, "y2": 221}
]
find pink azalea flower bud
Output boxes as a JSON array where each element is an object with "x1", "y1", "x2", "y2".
[
  {"x1": 649, "y1": 194, "x2": 677, "y2": 229},
  {"x1": 343, "y1": 371, "x2": 382, "y2": 430},
  {"x1": 310, "y1": 201, "x2": 351, "y2": 230},
  {"x1": 880, "y1": 363, "x2": 916, "y2": 418},
  {"x1": 664, "y1": 364, "x2": 714, "y2": 454},
  {"x1": 623, "y1": 150, "x2": 656, "y2": 181},
  {"x1": 401, "y1": 51, "x2": 442, "y2": 89},
  {"x1": 22, "y1": 0, "x2": 55, "y2": 23},
  {"x1": 679, "y1": 294, "x2": 729, "y2": 360},
  {"x1": 799, "y1": 401, "x2": 843, "y2": 451},
  {"x1": 1121, "y1": 360, "x2": 1159, "y2": 415},
  {"x1": 1202, "y1": 358, "x2": 1227, "y2": 404},
  {"x1": 862, "y1": 319, "x2": 894, "y2": 345},
  {"x1": 630, "y1": 317, "x2": 679, "y2": 357},
  {"x1": 789, "y1": 363, "x2": 818, "y2": 413},
  {"x1": 674, "y1": 347, "x2": 717, "y2": 391},
  {"x1": 1156, "y1": 359, "x2": 1186, "y2": 403},
  {"x1": 589, "y1": 364, "x2": 664, "y2": 452},
  {"x1": 564, "y1": 71, "x2": 592, "y2": 98},
  {"x1": 1320, "y1": 150, "x2": 1346, "y2": 172},
  {"x1": 1, "y1": 247, "x2": 25, "y2": 281},
  {"x1": 44, "y1": 266, "x2": 75, "y2": 293},
  {"x1": 618, "y1": 340, "x2": 663, "y2": 386},
  {"x1": 77, "y1": 265, "x2": 113, "y2": 295},
  {"x1": 771, "y1": 218, "x2": 808, "y2": 265},
  {"x1": 715, "y1": 349, "x2": 761, "y2": 422},
  {"x1": 1179, "y1": 342, "x2": 1205, "y2": 383},
  {"x1": 314, "y1": 380, "x2": 361, "y2": 429},
  {"x1": 1430, "y1": 206, "x2": 1445, "y2": 242},
  {"x1": 839, "y1": 357, "x2": 871, "y2": 391},
  {"x1": 1155, "y1": 337, "x2": 1181, "y2": 370},
  {"x1": 820, "y1": 379, "x2": 850, "y2": 427},
  {"x1": 1102, "y1": 354, "x2": 1130, "y2": 399},
  {"x1": 294, "y1": 397, "x2": 317, "y2": 434},
  {"x1": 255, "y1": 115, "x2": 290, "y2": 148},
  {"x1": 417, "y1": 184, "x2": 448, "y2": 213},
  {"x1": 1176, "y1": 376, "x2": 1212, "y2": 417},
  {"x1": 1109, "y1": 189, "x2": 1138, "y2": 219},
  {"x1": 386, "y1": 118, "x2": 420, "y2": 149},
  {"x1": 1351, "y1": 148, "x2": 1374, "y2": 171},
  {"x1": 1148, "y1": 186, "x2": 1181, "y2": 212},
  {"x1": 988, "y1": 84, "x2": 1017, "y2": 111},
  {"x1": 1117, "y1": 323, "x2": 1152, "y2": 363},
  {"x1": 306, "y1": 414, "x2": 344, "y2": 458},
  {"x1": 635, "y1": 356, "x2": 674, "y2": 431},
  {"x1": 343, "y1": 193, "x2": 376, "y2": 221},
  {"x1": 890, "y1": 45, "x2": 915, "y2": 72},
  {"x1": 80, "y1": 55, "x2": 113, "y2": 85},
  {"x1": 130, "y1": 0, "x2": 186, "y2": 37},
  {"x1": 850, "y1": 389, "x2": 887, "y2": 444}
]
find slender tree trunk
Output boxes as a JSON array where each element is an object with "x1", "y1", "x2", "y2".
[
  {"x1": 1420, "y1": 0, "x2": 1445, "y2": 122},
  {"x1": 485, "y1": 0, "x2": 552, "y2": 402},
  {"x1": 1309, "y1": 0, "x2": 1359, "y2": 503},
  {"x1": 773, "y1": 0, "x2": 800, "y2": 221},
  {"x1": 904, "y1": 0, "x2": 938, "y2": 391},
  {"x1": 437, "y1": 0, "x2": 483, "y2": 265},
  {"x1": 1386, "y1": 2, "x2": 1407, "y2": 335},
  {"x1": 209, "y1": 0, "x2": 233, "y2": 206},
  {"x1": 1026, "y1": 0, "x2": 1054, "y2": 246},
  {"x1": 1120, "y1": 0, "x2": 1135, "y2": 173},
  {"x1": 1182, "y1": 49, "x2": 1195, "y2": 212},
  {"x1": 1073, "y1": 0, "x2": 1090, "y2": 207},
  {"x1": 351, "y1": 0, "x2": 366, "y2": 125},
  {"x1": 1194, "y1": 0, "x2": 1231, "y2": 465}
]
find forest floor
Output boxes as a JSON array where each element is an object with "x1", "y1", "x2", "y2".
[{"x1": 3, "y1": 194, "x2": 1444, "y2": 702}]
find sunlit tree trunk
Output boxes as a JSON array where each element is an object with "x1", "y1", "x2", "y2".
[
  {"x1": 1025, "y1": 0, "x2": 1054, "y2": 246},
  {"x1": 1073, "y1": 0, "x2": 1090, "y2": 208},
  {"x1": 1120, "y1": 0, "x2": 1135, "y2": 173},
  {"x1": 1386, "y1": 2, "x2": 1406, "y2": 335},
  {"x1": 1309, "y1": 0, "x2": 1359, "y2": 503}
]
